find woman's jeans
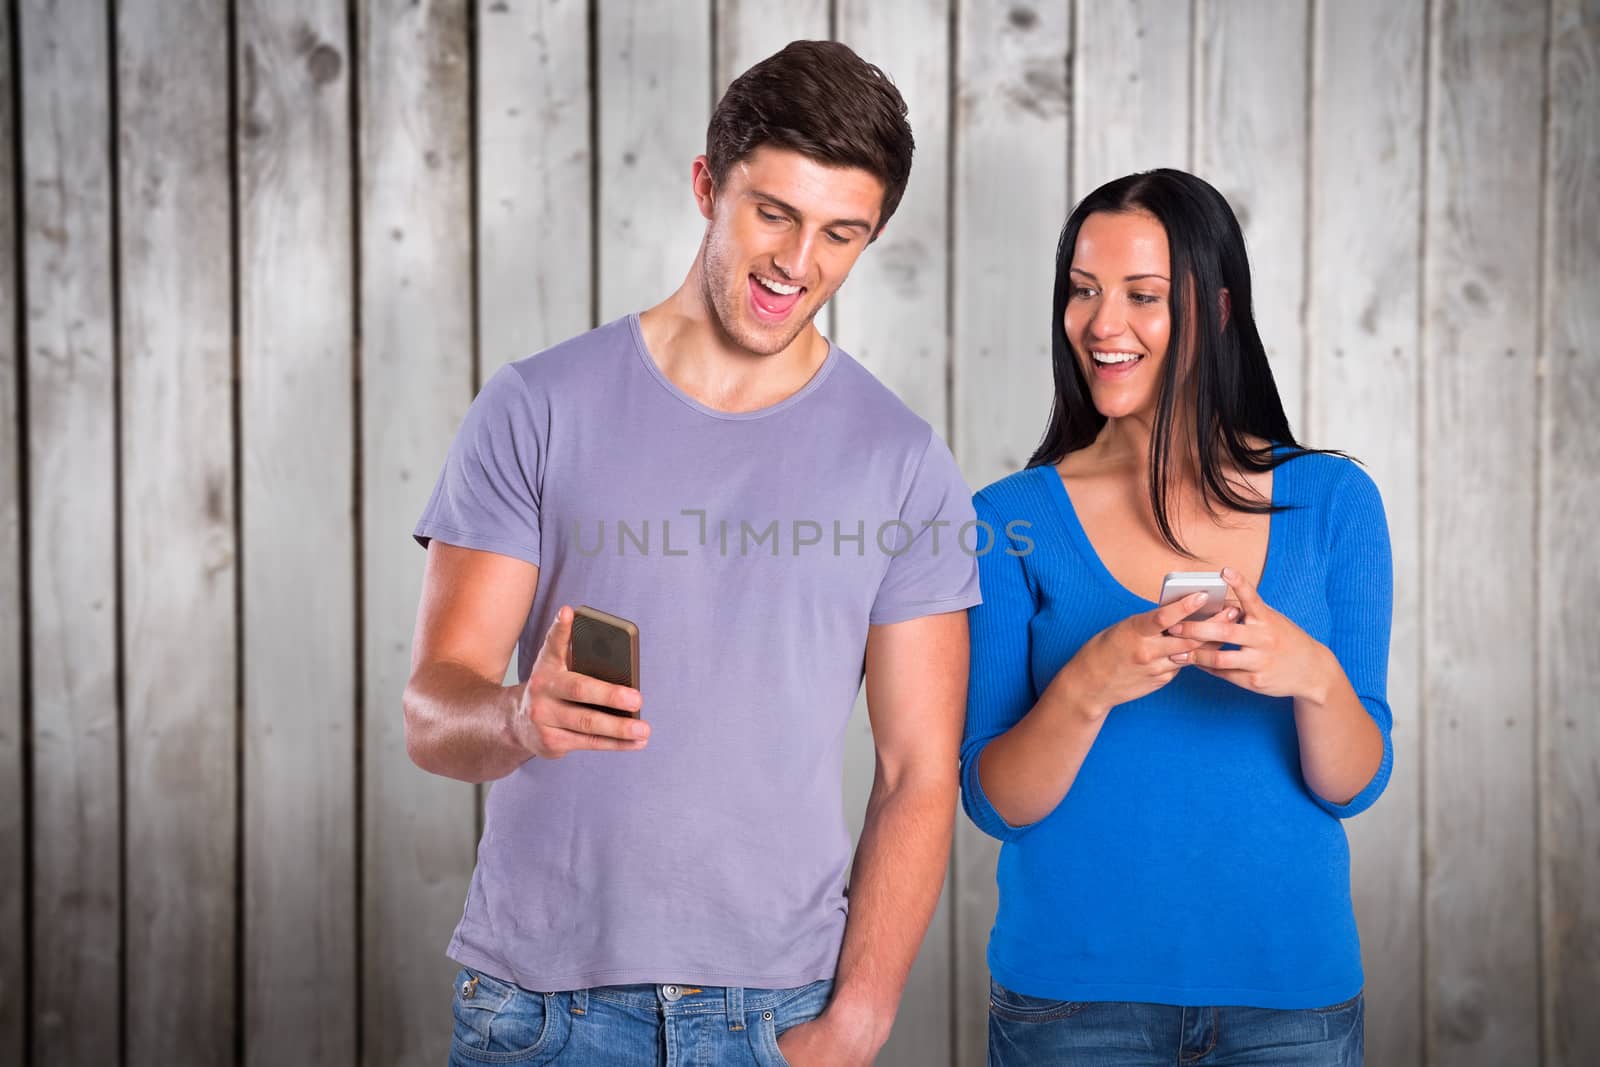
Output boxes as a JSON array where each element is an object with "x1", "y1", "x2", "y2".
[
  {"x1": 988, "y1": 979, "x2": 1363, "y2": 1066},
  {"x1": 448, "y1": 966, "x2": 833, "y2": 1066}
]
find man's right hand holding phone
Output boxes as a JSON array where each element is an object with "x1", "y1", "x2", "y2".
[{"x1": 515, "y1": 605, "x2": 649, "y2": 759}]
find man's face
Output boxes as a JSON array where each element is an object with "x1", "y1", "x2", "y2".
[{"x1": 695, "y1": 146, "x2": 886, "y2": 357}]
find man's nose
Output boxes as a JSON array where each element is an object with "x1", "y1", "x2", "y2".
[{"x1": 772, "y1": 232, "x2": 816, "y2": 281}]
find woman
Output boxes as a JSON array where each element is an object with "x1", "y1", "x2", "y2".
[{"x1": 961, "y1": 169, "x2": 1391, "y2": 1066}]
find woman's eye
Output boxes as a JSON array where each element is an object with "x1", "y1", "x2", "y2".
[
  {"x1": 1131, "y1": 292, "x2": 1162, "y2": 305},
  {"x1": 1070, "y1": 286, "x2": 1096, "y2": 299}
]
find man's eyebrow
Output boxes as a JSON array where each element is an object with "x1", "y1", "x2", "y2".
[
  {"x1": 752, "y1": 191, "x2": 874, "y2": 232},
  {"x1": 1069, "y1": 267, "x2": 1170, "y2": 282}
]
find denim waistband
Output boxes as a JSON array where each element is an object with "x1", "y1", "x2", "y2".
[{"x1": 572, "y1": 980, "x2": 829, "y2": 1017}]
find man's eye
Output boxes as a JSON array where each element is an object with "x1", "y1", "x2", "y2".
[
  {"x1": 825, "y1": 230, "x2": 850, "y2": 245},
  {"x1": 757, "y1": 209, "x2": 783, "y2": 223}
]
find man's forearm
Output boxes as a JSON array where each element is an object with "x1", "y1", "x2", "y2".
[
  {"x1": 403, "y1": 661, "x2": 528, "y2": 783},
  {"x1": 826, "y1": 769, "x2": 957, "y2": 1050}
]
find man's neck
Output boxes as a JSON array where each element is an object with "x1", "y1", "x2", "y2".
[{"x1": 636, "y1": 274, "x2": 829, "y2": 415}]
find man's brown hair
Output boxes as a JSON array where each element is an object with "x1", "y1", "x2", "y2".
[{"x1": 706, "y1": 40, "x2": 914, "y2": 237}]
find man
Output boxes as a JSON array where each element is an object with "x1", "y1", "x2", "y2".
[{"x1": 405, "y1": 40, "x2": 979, "y2": 1066}]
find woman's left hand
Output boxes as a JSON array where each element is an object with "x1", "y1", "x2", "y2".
[{"x1": 1165, "y1": 567, "x2": 1334, "y2": 701}]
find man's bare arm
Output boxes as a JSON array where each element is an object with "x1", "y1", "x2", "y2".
[
  {"x1": 778, "y1": 610, "x2": 968, "y2": 1065},
  {"x1": 403, "y1": 541, "x2": 648, "y2": 784}
]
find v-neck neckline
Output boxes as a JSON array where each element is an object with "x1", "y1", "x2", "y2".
[{"x1": 1039, "y1": 452, "x2": 1286, "y2": 609}]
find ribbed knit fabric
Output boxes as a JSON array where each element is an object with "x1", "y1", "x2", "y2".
[{"x1": 961, "y1": 450, "x2": 1394, "y2": 1009}]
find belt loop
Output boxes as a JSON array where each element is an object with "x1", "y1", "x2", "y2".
[
  {"x1": 726, "y1": 985, "x2": 745, "y2": 1031},
  {"x1": 569, "y1": 988, "x2": 589, "y2": 1016}
]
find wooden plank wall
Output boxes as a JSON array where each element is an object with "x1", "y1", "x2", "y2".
[
  {"x1": 238, "y1": 1, "x2": 356, "y2": 1062},
  {"x1": 20, "y1": 2, "x2": 122, "y2": 1062},
  {"x1": 1542, "y1": 9, "x2": 1600, "y2": 1066},
  {"x1": 951, "y1": 7, "x2": 1069, "y2": 1062},
  {"x1": 1310, "y1": 3, "x2": 1427, "y2": 1063},
  {"x1": 0, "y1": 2, "x2": 20, "y2": 1061},
  {"x1": 358, "y1": 5, "x2": 474, "y2": 1066},
  {"x1": 3, "y1": 3, "x2": 1596, "y2": 1065},
  {"x1": 117, "y1": 1, "x2": 238, "y2": 1061},
  {"x1": 1424, "y1": 1, "x2": 1545, "y2": 1062}
]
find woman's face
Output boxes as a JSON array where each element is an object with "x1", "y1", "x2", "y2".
[{"x1": 1063, "y1": 210, "x2": 1174, "y2": 421}]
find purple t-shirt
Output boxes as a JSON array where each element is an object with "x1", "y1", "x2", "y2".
[{"x1": 413, "y1": 314, "x2": 981, "y2": 991}]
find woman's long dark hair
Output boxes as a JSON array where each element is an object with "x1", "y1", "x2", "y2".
[{"x1": 1028, "y1": 168, "x2": 1338, "y2": 554}]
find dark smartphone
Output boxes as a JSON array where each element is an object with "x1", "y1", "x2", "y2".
[{"x1": 568, "y1": 605, "x2": 641, "y2": 718}]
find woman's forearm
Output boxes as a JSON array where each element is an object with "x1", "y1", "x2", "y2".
[
  {"x1": 1293, "y1": 647, "x2": 1385, "y2": 805},
  {"x1": 975, "y1": 665, "x2": 1110, "y2": 828}
]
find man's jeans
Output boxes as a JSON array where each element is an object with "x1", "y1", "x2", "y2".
[
  {"x1": 448, "y1": 967, "x2": 833, "y2": 1066},
  {"x1": 988, "y1": 979, "x2": 1364, "y2": 1066}
]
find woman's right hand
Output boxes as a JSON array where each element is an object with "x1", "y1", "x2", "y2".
[{"x1": 1056, "y1": 592, "x2": 1237, "y2": 720}]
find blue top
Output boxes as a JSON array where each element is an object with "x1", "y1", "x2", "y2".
[{"x1": 960, "y1": 451, "x2": 1394, "y2": 1009}]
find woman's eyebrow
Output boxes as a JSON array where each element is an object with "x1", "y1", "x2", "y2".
[{"x1": 1069, "y1": 267, "x2": 1170, "y2": 282}]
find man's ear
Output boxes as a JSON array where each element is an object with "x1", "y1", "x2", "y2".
[
  {"x1": 691, "y1": 155, "x2": 716, "y2": 222},
  {"x1": 1219, "y1": 287, "x2": 1232, "y2": 329}
]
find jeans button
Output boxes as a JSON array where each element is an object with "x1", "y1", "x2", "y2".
[{"x1": 662, "y1": 984, "x2": 682, "y2": 1002}]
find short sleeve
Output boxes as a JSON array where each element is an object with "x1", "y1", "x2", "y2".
[
  {"x1": 868, "y1": 430, "x2": 983, "y2": 625},
  {"x1": 1310, "y1": 463, "x2": 1395, "y2": 818},
  {"x1": 412, "y1": 363, "x2": 547, "y2": 567}
]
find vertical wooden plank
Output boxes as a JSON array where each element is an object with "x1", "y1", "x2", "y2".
[
  {"x1": 1541, "y1": 1, "x2": 1600, "y2": 1063},
  {"x1": 237, "y1": 1, "x2": 356, "y2": 1062},
  {"x1": 1424, "y1": 1, "x2": 1543, "y2": 1063},
  {"x1": 0, "y1": 2, "x2": 22, "y2": 1060},
  {"x1": 1193, "y1": 0, "x2": 1310, "y2": 433},
  {"x1": 116, "y1": 0, "x2": 237, "y2": 1061},
  {"x1": 360, "y1": 3, "x2": 474, "y2": 1065},
  {"x1": 478, "y1": 0, "x2": 591, "y2": 376},
  {"x1": 834, "y1": 0, "x2": 948, "y2": 429},
  {"x1": 1307, "y1": 2, "x2": 1426, "y2": 1063},
  {"x1": 713, "y1": 0, "x2": 830, "y2": 97},
  {"x1": 596, "y1": 0, "x2": 713, "y2": 321},
  {"x1": 19, "y1": 1, "x2": 122, "y2": 1061},
  {"x1": 952, "y1": 2, "x2": 1068, "y2": 493},
  {"x1": 831, "y1": 7, "x2": 952, "y2": 1064},
  {"x1": 1071, "y1": 0, "x2": 1192, "y2": 197},
  {"x1": 951, "y1": 4, "x2": 1070, "y2": 1064}
]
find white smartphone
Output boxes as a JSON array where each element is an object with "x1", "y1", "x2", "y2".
[{"x1": 1158, "y1": 571, "x2": 1230, "y2": 622}]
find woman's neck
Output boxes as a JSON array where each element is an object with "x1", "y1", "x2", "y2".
[{"x1": 1088, "y1": 410, "x2": 1203, "y2": 484}]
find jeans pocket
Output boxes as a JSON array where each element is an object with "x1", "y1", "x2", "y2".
[
  {"x1": 449, "y1": 968, "x2": 571, "y2": 1065},
  {"x1": 1310, "y1": 991, "x2": 1364, "y2": 1015},
  {"x1": 747, "y1": 979, "x2": 834, "y2": 1067},
  {"x1": 987, "y1": 978, "x2": 1086, "y2": 1023}
]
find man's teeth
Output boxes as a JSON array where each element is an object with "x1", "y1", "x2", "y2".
[
  {"x1": 1092, "y1": 351, "x2": 1142, "y2": 365},
  {"x1": 755, "y1": 275, "x2": 801, "y2": 296}
]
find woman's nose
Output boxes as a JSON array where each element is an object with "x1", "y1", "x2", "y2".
[{"x1": 1089, "y1": 300, "x2": 1125, "y2": 337}]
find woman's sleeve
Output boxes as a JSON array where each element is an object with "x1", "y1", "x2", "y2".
[
  {"x1": 1309, "y1": 463, "x2": 1395, "y2": 818},
  {"x1": 959, "y1": 492, "x2": 1044, "y2": 841}
]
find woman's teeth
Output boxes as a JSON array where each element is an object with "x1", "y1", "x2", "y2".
[
  {"x1": 755, "y1": 275, "x2": 801, "y2": 296},
  {"x1": 1092, "y1": 351, "x2": 1142, "y2": 365}
]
